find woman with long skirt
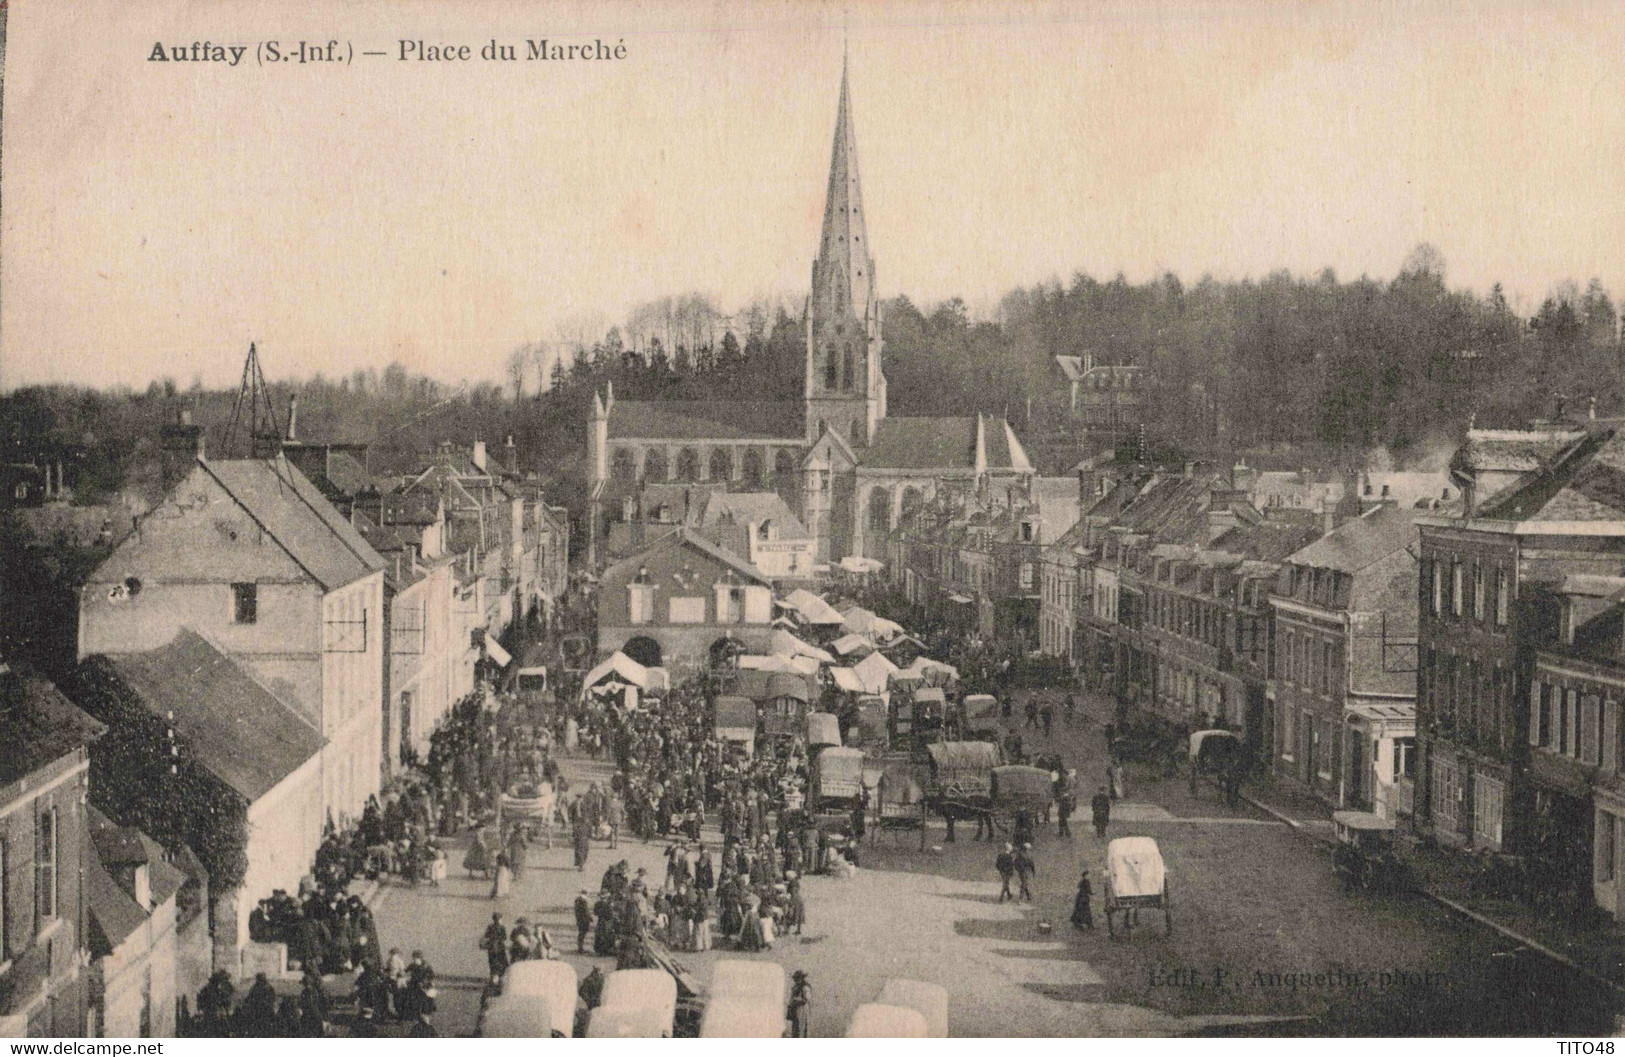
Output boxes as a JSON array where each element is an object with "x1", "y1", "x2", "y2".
[{"x1": 573, "y1": 818, "x2": 591, "y2": 872}]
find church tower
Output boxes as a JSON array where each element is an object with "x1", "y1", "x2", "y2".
[{"x1": 805, "y1": 55, "x2": 886, "y2": 450}]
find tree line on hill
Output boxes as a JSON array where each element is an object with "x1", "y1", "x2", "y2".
[{"x1": 3, "y1": 244, "x2": 1620, "y2": 516}]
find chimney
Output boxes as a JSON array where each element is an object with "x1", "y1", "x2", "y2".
[
  {"x1": 472, "y1": 440, "x2": 487, "y2": 472},
  {"x1": 286, "y1": 394, "x2": 299, "y2": 442},
  {"x1": 505, "y1": 434, "x2": 518, "y2": 472},
  {"x1": 1318, "y1": 497, "x2": 1335, "y2": 537},
  {"x1": 131, "y1": 863, "x2": 151, "y2": 911},
  {"x1": 159, "y1": 408, "x2": 205, "y2": 493}
]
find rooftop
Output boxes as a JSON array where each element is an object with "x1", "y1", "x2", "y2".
[
  {"x1": 203, "y1": 458, "x2": 387, "y2": 591},
  {"x1": 0, "y1": 666, "x2": 103, "y2": 787},
  {"x1": 94, "y1": 629, "x2": 326, "y2": 802}
]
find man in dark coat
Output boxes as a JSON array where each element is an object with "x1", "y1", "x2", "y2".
[
  {"x1": 480, "y1": 913, "x2": 509, "y2": 984},
  {"x1": 1091, "y1": 786, "x2": 1112, "y2": 838},
  {"x1": 574, "y1": 891, "x2": 594, "y2": 953},
  {"x1": 695, "y1": 846, "x2": 715, "y2": 893},
  {"x1": 994, "y1": 844, "x2": 1016, "y2": 903}
]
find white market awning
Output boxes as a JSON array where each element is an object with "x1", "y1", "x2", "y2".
[
  {"x1": 830, "y1": 633, "x2": 873, "y2": 657},
  {"x1": 484, "y1": 635, "x2": 513, "y2": 667},
  {"x1": 583, "y1": 651, "x2": 649, "y2": 690},
  {"x1": 785, "y1": 588, "x2": 846, "y2": 625},
  {"x1": 829, "y1": 667, "x2": 866, "y2": 694},
  {"x1": 770, "y1": 628, "x2": 835, "y2": 664},
  {"x1": 738, "y1": 654, "x2": 820, "y2": 676},
  {"x1": 852, "y1": 650, "x2": 900, "y2": 694}
]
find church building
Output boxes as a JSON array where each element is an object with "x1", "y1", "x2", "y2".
[{"x1": 588, "y1": 57, "x2": 1034, "y2": 569}]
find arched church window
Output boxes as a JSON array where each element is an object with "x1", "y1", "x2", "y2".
[
  {"x1": 841, "y1": 344, "x2": 853, "y2": 391},
  {"x1": 824, "y1": 343, "x2": 838, "y2": 390}
]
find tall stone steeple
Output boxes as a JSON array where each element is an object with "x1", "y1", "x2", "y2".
[{"x1": 805, "y1": 52, "x2": 886, "y2": 449}]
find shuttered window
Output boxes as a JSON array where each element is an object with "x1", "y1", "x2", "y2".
[{"x1": 1584, "y1": 695, "x2": 1603, "y2": 766}]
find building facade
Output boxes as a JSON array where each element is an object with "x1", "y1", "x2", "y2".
[
  {"x1": 0, "y1": 668, "x2": 99, "y2": 1038},
  {"x1": 1269, "y1": 506, "x2": 1422, "y2": 818},
  {"x1": 1417, "y1": 427, "x2": 1625, "y2": 856},
  {"x1": 596, "y1": 528, "x2": 776, "y2": 671},
  {"x1": 78, "y1": 455, "x2": 386, "y2": 826}
]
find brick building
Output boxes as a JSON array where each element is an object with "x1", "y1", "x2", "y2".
[
  {"x1": 1417, "y1": 426, "x2": 1625, "y2": 855},
  {"x1": 1269, "y1": 505, "x2": 1424, "y2": 818}
]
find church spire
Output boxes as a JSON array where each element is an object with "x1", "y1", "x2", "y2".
[{"x1": 816, "y1": 52, "x2": 874, "y2": 323}]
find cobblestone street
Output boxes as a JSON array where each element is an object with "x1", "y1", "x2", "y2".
[{"x1": 367, "y1": 688, "x2": 1618, "y2": 1036}]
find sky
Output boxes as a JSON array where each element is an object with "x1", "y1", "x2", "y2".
[{"x1": 2, "y1": 0, "x2": 1623, "y2": 391}]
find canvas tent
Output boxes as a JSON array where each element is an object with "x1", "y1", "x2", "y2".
[
  {"x1": 738, "y1": 653, "x2": 820, "y2": 676},
  {"x1": 841, "y1": 606, "x2": 905, "y2": 642},
  {"x1": 770, "y1": 628, "x2": 835, "y2": 664},
  {"x1": 828, "y1": 667, "x2": 866, "y2": 694},
  {"x1": 584, "y1": 651, "x2": 649, "y2": 690},
  {"x1": 830, "y1": 633, "x2": 873, "y2": 657},
  {"x1": 852, "y1": 651, "x2": 899, "y2": 694},
  {"x1": 785, "y1": 589, "x2": 846, "y2": 626}
]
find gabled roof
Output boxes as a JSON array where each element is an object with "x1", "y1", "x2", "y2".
[
  {"x1": 0, "y1": 666, "x2": 103, "y2": 786},
  {"x1": 694, "y1": 492, "x2": 811, "y2": 556},
  {"x1": 601, "y1": 526, "x2": 773, "y2": 588},
  {"x1": 1284, "y1": 506, "x2": 1423, "y2": 574},
  {"x1": 203, "y1": 458, "x2": 386, "y2": 591},
  {"x1": 322, "y1": 450, "x2": 373, "y2": 497},
  {"x1": 94, "y1": 629, "x2": 325, "y2": 802},
  {"x1": 607, "y1": 400, "x2": 804, "y2": 441}
]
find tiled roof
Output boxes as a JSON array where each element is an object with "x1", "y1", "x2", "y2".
[
  {"x1": 693, "y1": 491, "x2": 810, "y2": 561},
  {"x1": 96, "y1": 629, "x2": 325, "y2": 802},
  {"x1": 607, "y1": 400, "x2": 805, "y2": 441},
  {"x1": 204, "y1": 459, "x2": 386, "y2": 591},
  {"x1": 983, "y1": 415, "x2": 1035, "y2": 473},
  {"x1": 1478, "y1": 429, "x2": 1625, "y2": 522},
  {"x1": 0, "y1": 667, "x2": 103, "y2": 786},
  {"x1": 1284, "y1": 506, "x2": 1422, "y2": 573},
  {"x1": 862, "y1": 418, "x2": 978, "y2": 470},
  {"x1": 85, "y1": 806, "x2": 188, "y2": 952},
  {"x1": 87, "y1": 851, "x2": 149, "y2": 952},
  {"x1": 1454, "y1": 428, "x2": 1587, "y2": 473}
]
